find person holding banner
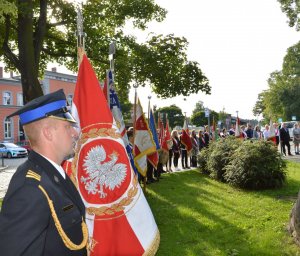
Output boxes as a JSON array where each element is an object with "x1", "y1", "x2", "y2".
[
  {"x1": 190, "y1": 130, "x2": 199, "y2": 167},
  {"x1": 0, "y1": 90, "x2": 88, "y2": 256},
  {"x1": 171, "y1": 130, "x2": 181, "y2": 171},
  {"x1": 180, "y1": 135, "x2": 190, "y2": 169}
]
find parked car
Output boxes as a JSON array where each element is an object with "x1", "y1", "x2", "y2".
[
  {"x1": 0, "y1": 142, "x2": 28, "y2": 158},
  {"x1": 16, "y1": 140, "x2": 32, "y2": 153}
]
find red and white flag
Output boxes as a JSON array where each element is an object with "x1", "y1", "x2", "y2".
[
  {"x1": 64, "y1": 55, "x2": 159, "y2": 255},
  {"x1": 181, "y1": 119, "x2": 192, "y2": 152},
  {"x1": 133, "y1": 98, "x2": 157, "y2": 176},
  {"x1": 235, "y1": 117, "x2": 243, "y2": 138},
  {"x1": 268, "y1": 119, "x2": 277, "y2": 144},
  {"x1": 161, "y1": 117, "x2": 172, "y2": 152}
]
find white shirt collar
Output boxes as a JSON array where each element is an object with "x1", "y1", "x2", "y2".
[{"x1": 39, "y1": 154, "x2": 66, "y2": 179}]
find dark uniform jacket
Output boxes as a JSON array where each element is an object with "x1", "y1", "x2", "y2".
[
  {"x1": 280, "y1": 127, "x2": 291, "y2": 143},
  {"x1": 0, "y1": 151, "x2": 87, "y2": 256}
]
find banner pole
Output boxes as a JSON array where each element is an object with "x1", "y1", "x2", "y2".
[{"x1": 76, "y1": 7, "x2": 86, "y2": 68}]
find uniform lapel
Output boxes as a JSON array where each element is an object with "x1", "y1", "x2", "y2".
[{"x1": 28, "y1": 151, "x2": 85, "y2": 214}]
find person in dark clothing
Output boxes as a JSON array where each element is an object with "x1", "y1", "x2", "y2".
[
  {"x1": 180, "y1": 134, "x2": 189, "y2": 169},
  {"x1": 245, "y1": 123, "x2": 253, "y2": 139},
  {"x1": 190, "y1": 130, "x2": 199, "y2": 167},
  {"x1": 198, "y1": 130, "x2": 206, "y2": 150},
  {"x1": 147, "y1": 160, "x2": 158, "y2": 183},
  {"x1": 204, "y1": 125, "x2": 210, "y2": 147},
  {"x1": 274, "y1": 123, "x2": 280, "y2": 146},
  {"x1": 229, "y1": 125, "x2": 235, "y2": 136},
  {"x1": 0, "y1": 90, "x2": 88, "y2": 256},
  {"x1": 280, "y1": 122, "x2": 293, "y2": 156},
  {"x1": 166, "y1": 148, "x2": 173, "y2": 172},
  {"x1": 171, "y1": 130, "x2": 180, "y2": 171}
]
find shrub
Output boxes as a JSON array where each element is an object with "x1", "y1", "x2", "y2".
[
  {"x1": 205, "y1": 136, "x2": 242, "y2": 181},
  {"x1": 197, "y1": 137, "x2": 241, "y2": 180},
  {"x1": 197, "y1": 146, "x2": 211, "y2": 175},
  {"x1": 224, "y1": 140, "x2": 286, "y2": 190}
]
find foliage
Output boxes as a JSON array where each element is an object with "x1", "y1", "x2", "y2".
[
  {"x1": 224, "y1": 140, "x2": 287, "y2": 190},
  {"x1": 218, "y1": 107, "x2": 230, "y2": 128},
  {"x1": 154, "y1": 105, "x2": 184, "y2": 129},
  {"x1": 190, "y1": 109, "x2": 218, "y2": 127},
  {"x1": 0, "y1": 0, "x2": 210, "y2": 103},
  {"x1": 197, "y1": 136, "x2": 242, "y2": 181},
  {"x1": 0, "y1": 0, "x2": 16, "y2": 23},
  {"x1": 254, "y1": 41, "x2": 300, "y2": 121},
  {"x1": 146, "y1": 164, "x2": 300, "y2": 255},
  {"x1": 278, "y1": 0, "x2": 300, "y2": 31},
  {"x1": 191, "y1": 100, "x2": 204, "y2": 116},
  {"x1": 252, "y1": 91, "x2": 266, "y2": 116},
  {"x1": 197, "y1": 146, "x2": 211, "y2": 174}
]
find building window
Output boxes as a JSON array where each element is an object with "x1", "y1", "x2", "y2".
[
  {"x1": 17, "y1": 93, "x2": 23, "y2": 106},
  {"x1": 4, "y1": 117, "x2": 12, "y2": 139},
  {"x1": 67, "y1": 94, "x2": 73, "y2": 106},
  {"x1": 3, "y1": 91, "x2": 12, "y2": 105}
]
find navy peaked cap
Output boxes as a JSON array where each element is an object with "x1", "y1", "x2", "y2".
[{"x1": 7, "y1": 89, "x2": 76, "y2": 125}]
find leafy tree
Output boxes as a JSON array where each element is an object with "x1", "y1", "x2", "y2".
[
  {"x1": 253, "y1": 91, "x2": 266, "y2": 116},
  {"x1": 0, "y1": 0, "x2": 16, "y2": 23},
  {"x1": 254, "y1": 41, "x2": 300, "y2": 121},
  {"x1": 0, "y1": 0, "x2": 210, "y2": 104},
  {"x1": 190, "y1": 112, "x2": 206, "y2": 127},
  {"x1": 218, "y1": 107, "x2": 229, "y2": 128},
  {"x1": 190, "y1": 110, "x2": 218, "y2": 127},
  {"x1": 191, "y1": 100, "x2": 204, "y2": 116},
  {"x1": 278, "y1": 0, "x2": 300, "y2": 30},
  {"x1": 154, "y1": 105, "x2": 184, "y2": 129}
]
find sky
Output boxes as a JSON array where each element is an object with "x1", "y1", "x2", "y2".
[
  {"x1": 1, "y1": 0, "x2": 299, "y2": 120},
  {"x1": 125, "y1": 0, "x2": 299, "y2": 120}
]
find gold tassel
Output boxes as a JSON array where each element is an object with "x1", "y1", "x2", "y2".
[{"x1": 38, "y1": 185, "x2": 88, "y2": 251}]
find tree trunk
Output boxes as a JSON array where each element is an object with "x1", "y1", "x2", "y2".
[{"x1": 17, "y1": 0, "x2": 43, "y2": 103}]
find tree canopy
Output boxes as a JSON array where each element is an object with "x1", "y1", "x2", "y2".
[
  {"x1": 278, "y1": 0, "x2": 300, "y2": 30},
  {"x1": 191, "y1": 100, "x2": 204, "y2": 116},
  {"x1": 154, "y1": 105, "x2": 184, "y2": 129},
  {"x1": 253, "y1": 41, "x2": 300, "y2": 121},
  {"x1": 0, "y1": 0, "x2": 210, "y2": 104},
  {"x1": 190, "y1": 109, "x2": 218, "y2": 127}
]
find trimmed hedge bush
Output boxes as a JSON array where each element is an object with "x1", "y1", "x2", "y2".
[
  {"x1": 224, "y1": 140, "x2": 286, "y2": 190},
  {"x1": 198, "y1": 136, "x2": 242, "y2": 181},
  {"x1": 198, "y1": 138, "x2": 287, "y2": 190}
]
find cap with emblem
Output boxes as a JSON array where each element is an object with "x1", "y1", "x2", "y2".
[{"x1": 7, "y1": 89, "x2": 77, "y2": 125}]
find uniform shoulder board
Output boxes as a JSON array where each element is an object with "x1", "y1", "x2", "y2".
[{"x1": 26, "y1": 170, "x2": 41, "y2": 182}]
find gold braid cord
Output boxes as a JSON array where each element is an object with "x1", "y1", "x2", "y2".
[
  {"x1": 142, "y1": 230, "x2": 160, "y2": 256},
  {"x1": 70, "y1": 127, "x2": 139, "y2": 216},
  {"x1": 38, "y1": 185, "x2": 88, "y2": 251}
]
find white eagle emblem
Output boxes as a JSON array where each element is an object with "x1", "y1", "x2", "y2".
[{"x1": 80, "y1": 145, "x2": 127, "y2": 198}]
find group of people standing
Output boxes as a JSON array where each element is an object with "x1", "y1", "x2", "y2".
[
  {"x1": 167, "y1": 126, "x2": 211, "y2": 171},
  {"x1": 129, "y1": 121, "x2": 300, "y2": 184},
  {"x1": 129, "y1": 126, "x2": 213, "y2": 184},
  {"x1": 233, "y1": 122, "x2": 300, "y2": 156}
]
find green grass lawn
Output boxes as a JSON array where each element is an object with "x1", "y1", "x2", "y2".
[{"x1": 146, "y1": 162, "x2": 300, "y2": 256}]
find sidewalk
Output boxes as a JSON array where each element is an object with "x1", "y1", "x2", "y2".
[{"x1": 0, "y1": 166, "x2": 16, "y2": 199}]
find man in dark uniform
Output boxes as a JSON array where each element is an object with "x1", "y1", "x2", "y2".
[
  {"x1": 280, "y1": 122, "x2": 293, "y2": 156},
  {"x1": 0, "y1": 89, "x2": 88, "y2": 255}
]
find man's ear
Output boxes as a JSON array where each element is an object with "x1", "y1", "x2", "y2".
[{"x1": 42, "y1": 123, "x2": 53, "y2": 141}]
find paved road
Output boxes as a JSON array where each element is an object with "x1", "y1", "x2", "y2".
[{"x1": 0, "y1": 157, "x2": 27, "y2": 199}]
